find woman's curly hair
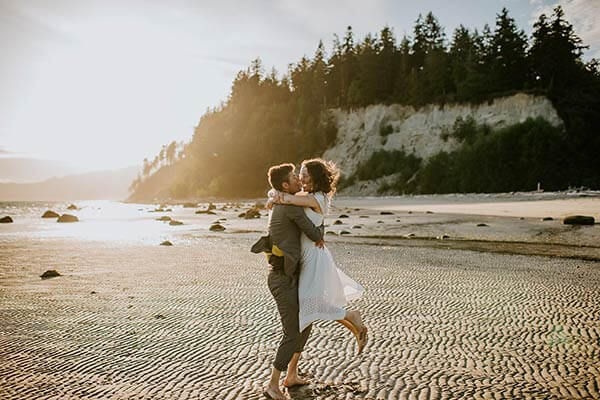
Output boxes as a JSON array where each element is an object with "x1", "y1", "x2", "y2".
[{"x1": 301, "y1": 158, "x2": 340, "y2": 196}]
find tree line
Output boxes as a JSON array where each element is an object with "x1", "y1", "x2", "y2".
[{"x1": 129, "y1": 6, "x2": 600, "y2": 200}]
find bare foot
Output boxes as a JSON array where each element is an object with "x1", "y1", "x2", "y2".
[
  {"x1": 345, "y1": 311, "x2": 367, "y2": 353},
  {"x1": 283, "y1": 375, "x2": 310, "y2": 387},
  {"x1": 357, "y1": 325, "x2": 368, "y2": 354},
  {"x1": 264, "y1": 385, "x2": 290, "y2": 400}
]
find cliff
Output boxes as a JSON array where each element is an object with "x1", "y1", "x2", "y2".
[{"x1": 323, "y1": 94, "x2": 563, "y2": 195}]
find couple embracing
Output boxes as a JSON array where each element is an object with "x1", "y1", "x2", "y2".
[{"x1": 252, "y1": 158, "x2": 367, "y2": 400}]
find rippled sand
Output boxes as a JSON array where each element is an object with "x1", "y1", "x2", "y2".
[{"x1": 1, "y1": 235, "x2": 599, "y2": 399}]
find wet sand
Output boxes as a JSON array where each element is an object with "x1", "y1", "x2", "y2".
[{"x1": 1, "y1": 235, "x2": 599, "y2": 399}]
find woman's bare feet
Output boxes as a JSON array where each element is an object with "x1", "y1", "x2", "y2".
[
  {"x1": 283, "y1": 375, "x2": 310, "y2": 388},
  {"x1": 345, "y1": 310, "x2": 368, "y2": 354}
]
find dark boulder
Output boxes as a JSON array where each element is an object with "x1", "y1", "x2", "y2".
[
  {"x1": 160, "y1": 240, "x2": 173, "y2": 246},
  {"x1": 563, "y1": 215, "x2": 595, "y2": 225},
  {"x1": 42, "y1": 210, "x2": 59, "y2": 218},
  {"x1": 333, "y1": 220, "x2": 343, "y2": 225},
  {"x1": 210, "y1": 223, "x2": 226, "y2": 232},
  {"x1": 477, "y1": 223, "x2": 489, "y2": 227},
  {"x1": 0, "y1": 216, "x2": 13, "y2": 223},
  {"x1": 242, "y1": 208, "x2": 261, "y2": 219},
  {"x1": 339, "y1": 214, "x2": 349, "y2": 218},
  {"x1": 67, "y1": 204, "x2": 78, "y2": 210},
  {"x1": 156, "y1": 216, "x2": 171, "y2": 221},
  {"x1": 169, "y1": 220, "x2": 183, "y2": 226},
  {"x1": 57, "y1": 214, "x2": 78, "y2": 223},
  {"x1": 380, "y1": 211, "x2": 394, "y2": 215},
  {"x1": 196, "y1": 209, "x2": 216, "y2": 215},
  {"x1": 542, "y1": 217, "x2": 554, "y2": 221},
  {"x1": 41, "y1": 270, "x2": 61, "y2": 279}
]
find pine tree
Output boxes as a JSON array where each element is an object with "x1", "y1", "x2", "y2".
[{"x1": 488, "y1": 8, "x2": 528, "y2": 93}]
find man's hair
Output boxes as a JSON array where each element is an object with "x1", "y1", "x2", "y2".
[{"x1": 268, "y1": 163, "x2": 295, "y2": 191}]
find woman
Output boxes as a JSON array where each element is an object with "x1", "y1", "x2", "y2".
[{"x1": 268, "y1": 158, "x2": 367, "y2": 354}]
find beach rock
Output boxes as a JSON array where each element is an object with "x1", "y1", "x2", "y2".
[
  {"x1": 477, "y1": 223, "x2": 489, "y2": 227},
  {"x1": 160, "y1": 241, "x2": 173, "y2": 246},
  {"x1": 542, "y1": 217, "x2": 554, "y2": 221},
  {"x1": 408, "y1": 211, "x2": 413, "y2": 214},
  {"x1": 405, "y1": 233, "x2": 415, "y2": 238},
  {"x1": 520, "y1": 217, "x2": 525, "y2": 220},
  {"x1": 169, "y1": 220, "x2": 183, "y2": 226},
  {"x1": 90, "y1": 291, "x2": 97, "y2": 294},
  {"x1": 359, "y1": 215, "x2": 369, "y2": 218},
  {"x1": 326, "y1": 231, "x2": 337, "y2": 235},
  {"x1": 154, "y1": 314, "x2": 166, "y2": 319},
  {"x1": 377, "y1": 220, "x2": 384, "y2": 224},
  {"x1": 437, "y1": 234, "x2": 450, "y2": 239},
  {"x1": 243, "y1": 208, "x2": 261, "y2": 219},
  {"x1": 67, "y1": 204, "x2": 78, "y2": 210},
  {"x1": 210, "y1": 223, "x2": 226, "y2": 232},
  {"x1": 426, "y1": 211, "x2": 434, "y2": 214},
  {"x1": 57, "y1": 214, "x2": 78, "y2": 223},
  {"x1": 0, "y1": 216, "x2": 13, "y2": 223},
  {"x1": 42, "y1": 210, "x2": 59, "y2": 218},
  {"x1": 563, "y1": 215, "x2": 595, "y2": 225},
  {"x1": 183, "y1": 202, "x2": 197, "y2": 208},
  {"x1": 380, "y1": 211, "x2": 394, "y2": 215},
  {"x1": 196, "y1": 209, "x2": 216, "y2": 215},
  {"x1": 156, "y1": 216, "x2": 171, "y2": 221},
  {"x1": 339, "y1": 214, "x2": 349, "y2": 218},
  {"x1": 352, "y1": 225, "x2": 362, "y2": 229},
  {"x1": 340, "y1": 230, "x2": 351, "y2": 235},
  {"x1": 333, "y1": 220, "x2": 343, "y2": 225},
  {"x1": 40, "y1": 270, "x2": 61, "y2": 279}
]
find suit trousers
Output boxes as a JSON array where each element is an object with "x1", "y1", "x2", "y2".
[{"x1": 267, "y1": 268, "x2": 312, "y2": 372}]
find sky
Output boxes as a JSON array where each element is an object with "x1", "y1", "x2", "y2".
[{"x1": 1, "y1": 0, "x2": 598, "y2": 180}]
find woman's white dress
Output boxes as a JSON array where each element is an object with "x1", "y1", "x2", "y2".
[{"x1": 298, "y1": 192, "x2": 364, "y2": 331}]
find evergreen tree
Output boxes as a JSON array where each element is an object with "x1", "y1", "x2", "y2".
[
  {"x1": 349, "y1": 33, "x2": 379, "y2": 106},
  {"x1": 488, "y1": 8, "x2": 528, "y2": 93},
  {"x1": 376, "y1": 26, "x2": 397, "y2": 101}
]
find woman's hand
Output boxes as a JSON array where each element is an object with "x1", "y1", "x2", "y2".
[{"x1": 267, "y1": 189, "x2": 285, "y2": 209}]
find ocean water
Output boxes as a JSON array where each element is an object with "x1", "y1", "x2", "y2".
[{"x1": 0, "y1": 200, "x2": 205, "y2": 245}]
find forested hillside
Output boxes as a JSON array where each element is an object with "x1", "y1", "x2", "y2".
[{"x1": 128, "y1": 6, "x2": 600, "y2": 201}]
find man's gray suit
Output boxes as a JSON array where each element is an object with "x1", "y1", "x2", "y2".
[{"x1": 252, "y1": 204, "x2": 323, "y2": 372}]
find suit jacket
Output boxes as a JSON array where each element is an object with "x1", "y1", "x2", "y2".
[{"x1": 251, "y1": 204, "x2": 323, "y2": 279}]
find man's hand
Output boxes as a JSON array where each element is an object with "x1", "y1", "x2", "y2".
[{"x1": 315, "y1": 239, "x2": 325, "y2": 249}]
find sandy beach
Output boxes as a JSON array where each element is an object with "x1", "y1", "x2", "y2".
[{"x1": 1, "y1": 194, "x2": 600, "y2": 399}]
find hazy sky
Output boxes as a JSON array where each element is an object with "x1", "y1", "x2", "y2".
[{"x1": 1, "y1": 0, "x2": 598, "y2": 174}]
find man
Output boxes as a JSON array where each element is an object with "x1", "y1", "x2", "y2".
[{"x1": 251, "y1": 163, "x2": 324, "y2": 400}]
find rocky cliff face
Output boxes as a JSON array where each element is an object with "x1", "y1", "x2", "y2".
[{"x1": 323, "y1": 94, "x2": 563, "y2": 195}]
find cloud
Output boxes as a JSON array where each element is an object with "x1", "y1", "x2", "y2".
[{"x1": 530, "y1": 0, "x2": 600, "y2": 60}]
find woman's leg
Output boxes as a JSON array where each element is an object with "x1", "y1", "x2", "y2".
[{"x1": 336, "y1": 310, "x2": 367, "y2": 353}]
